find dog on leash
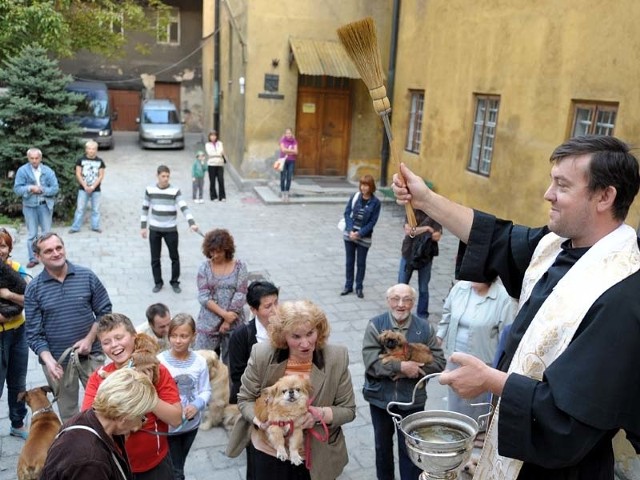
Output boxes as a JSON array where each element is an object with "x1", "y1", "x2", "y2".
[
  {"x1": 378, "y1": 330, "x2": 433, "y2": 379},
  {"x1": 255, "y1": 375, "x2": 312, "y2": 465},
  {"x1": 195, "y1": 349, "x2": 240, "y2": 431},
  {"x1": 16, "y1": 386, "x2": 62, "y2": 480},
  {"x1": 97, "y1": 333, "x2": 160, "y2": 384}
]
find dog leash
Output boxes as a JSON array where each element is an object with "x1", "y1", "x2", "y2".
[{"x1": 304, "y1": 401, "x2": 330, "y2": 471}]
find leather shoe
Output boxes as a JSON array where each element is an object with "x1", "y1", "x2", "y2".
[
  {"x1": 356, "y1": 289, "x2": 364, "y2": 298},
  {"x1": 26, "y1": 260, "x2": 39, "y2": 268},
  {"x1": 152, "y1": 284, "x2": 163, "y2": 293},
  {"x1": 340, "y1": 289, "x2": 353, "y2": 296}
]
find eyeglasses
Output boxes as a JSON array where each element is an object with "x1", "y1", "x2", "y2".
[{"x1": 388, "y1": 296, "x2": 414, "y2": 305}]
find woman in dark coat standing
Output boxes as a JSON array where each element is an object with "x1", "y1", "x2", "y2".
[{"x1": 340, "y1": 174, "x2": 381, "y2": 299}]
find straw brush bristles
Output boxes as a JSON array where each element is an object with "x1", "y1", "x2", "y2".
[
  {"x1": 338, "y1": 16, "x2": 417, "y2": 227},
  {"x1": 337, "y1": 17, "x2": 390, "y2": 116}
]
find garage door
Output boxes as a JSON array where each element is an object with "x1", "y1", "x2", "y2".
[
  {"x1": 109, "y1": 89, "x2": 142, "y2": 131},
  {"x1": 155, "y1": 82, "x2": 181, "y2": 110}
]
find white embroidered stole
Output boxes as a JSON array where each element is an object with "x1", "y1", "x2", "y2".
[{"x1": 474, "y1": 224, "x2": 640, "y2": 479}]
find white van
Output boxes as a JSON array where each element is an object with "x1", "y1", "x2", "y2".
[{"x1": 137, "y1": 99, "x2": 184, "y2": 149}]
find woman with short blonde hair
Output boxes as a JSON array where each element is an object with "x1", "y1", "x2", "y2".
[{"x1": 41, "y1": 368, "x2": 158, "y2": 479}]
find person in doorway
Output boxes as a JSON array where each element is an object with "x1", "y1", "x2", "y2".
[
  {"x1": 69, "y1": 140, "x2": 106, "y2": 234},
  {"x1": 340, "y1": 174, "x2": 381, "y2": 299},
  {"x1": 279, "y1": 128, "x2": 298, "y2": 202},
  {"x1": 141, "y1": 165, "x2": 199, "y2": 294},
  {"x1": 13, "y1": 147, "x2": 59, "y2": 268},
  {"x1": 392, "y1": 135, "x2": 640, "y2": 479},
  {"x1": 205, "y1": 130, "x2": 226, "y2": 202}
]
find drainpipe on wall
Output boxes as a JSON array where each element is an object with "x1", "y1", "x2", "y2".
[
  {"x1": 214, "y1": 0, "x2": 221, "y2": 132},
  {"x1": 380, "y1": 0, "x2": 401, "y2": 187}
]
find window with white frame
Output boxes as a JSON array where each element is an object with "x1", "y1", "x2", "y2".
[
  {"x1": 157, "y1": 7, "x2": 180, "y2": 45},
  {"x1": 405, "y1": 90, "x2": 424, "y2": 153},
  {"x1": 571, "y1": 102, "x2": 618, "y2": 136},
  {"x1": 468, "y1": 95, "x2": 500, "y2": 176}
]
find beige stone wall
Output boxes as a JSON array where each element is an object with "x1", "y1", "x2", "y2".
[{"x1": 394, "y1": 0, "x2": 640, "y2": 226}]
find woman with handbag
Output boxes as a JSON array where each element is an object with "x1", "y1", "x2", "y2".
[
  {"x1": 205, "y1": 130, "x2": 226, "y2": 202},
  {"x1": 279, "y1": 128, "x2": 298, "y2": 202},
  {"x1": 340, "y1": 175, "x2": 381, "y2": 299},
  {"x1": 195, "y1": 229, "x2": 248, "y2": 365}
]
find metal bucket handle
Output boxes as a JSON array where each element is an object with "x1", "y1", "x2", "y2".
[{"x1": 386, "y1": 372, "x2": 442, "y2": 425}]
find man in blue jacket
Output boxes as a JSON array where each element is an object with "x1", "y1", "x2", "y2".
[{"x1": 13, "y1": 148, "x2": 59, "y2": 268}]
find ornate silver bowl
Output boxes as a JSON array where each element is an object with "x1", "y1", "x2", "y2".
[{"x1": 387, "y1": 373, "x2": 492, "y2": 479}]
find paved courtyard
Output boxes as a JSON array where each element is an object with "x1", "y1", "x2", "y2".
[{"x1": 0, "y1": 132, "x2": 460, "y2": 479}]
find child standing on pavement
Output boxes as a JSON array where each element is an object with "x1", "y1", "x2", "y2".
[
  {"x1": 158, "y1": 314, "x2": 211, "y2": 480},
  {"x1": 192, "y1": 150, "x2": 206, "y2": 203}
]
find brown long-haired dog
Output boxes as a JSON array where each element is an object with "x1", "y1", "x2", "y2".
[
  {"x1": 196, "y1": 349, "x2": 240, "y2": 431},
  {"x1": 16, "y1": 386, "x2": 61, "y2": 480},
  {"x1": 378, "y1": 330, "x2": 433, "y2": 369},
  {"x1": 255, "y1": 375, "x2": 311, "y2": 466},
  {"x1": 98, "y1": 333, "x2": 160, "y2": 384}
]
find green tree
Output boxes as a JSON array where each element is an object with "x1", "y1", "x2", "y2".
[
  {"x1": 0, "y1": 44, "x2": 84, "y2": 219},
  {"x1": 0, "y1": 0, "x2": 170, "y2": 61}
]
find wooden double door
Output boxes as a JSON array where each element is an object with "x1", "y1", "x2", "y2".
[{"x1": 295, "y1": 85, "x2": 351, "y2": 176}]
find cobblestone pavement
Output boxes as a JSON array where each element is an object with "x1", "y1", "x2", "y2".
[{"x1": 0, "y1": 132, "x2": 461, "y2": 479}]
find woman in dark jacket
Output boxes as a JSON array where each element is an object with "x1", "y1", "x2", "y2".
[
  {"x1": 40, "y1": 368, "x2": 158, "y2": 480},
  {"x1": 340, "y1": 174, "x2": 381, "y2": 298}
]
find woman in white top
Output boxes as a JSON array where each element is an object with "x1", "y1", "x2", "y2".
[
  {"x1": 205, "y1": 130, "x2": 225, "y2": 202},
  {"x1": 437, "y1": 279, "x2": 517, "y2": 421}
]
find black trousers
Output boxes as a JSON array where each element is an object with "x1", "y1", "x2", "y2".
[
  {"x1": 251, "y1": 445, "x2": 311, "y2": 480},
  {"x1": 149, "y1": 229, "x2": 180, "y2": 286},
  {"x1": 208, "y1": 165, "x2": 225, "y2": 200}
]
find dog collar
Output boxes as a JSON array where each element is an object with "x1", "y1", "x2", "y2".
[{"x1": 32, "y1": 404, "x2": 54, "y2": 419}]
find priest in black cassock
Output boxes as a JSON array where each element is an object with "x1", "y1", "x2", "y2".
[{"x1": 392, "y1": 135, "x2": 640, "y2": 480}]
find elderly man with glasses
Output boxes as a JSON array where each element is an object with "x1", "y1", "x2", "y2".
[{"x1": 362, "y1": 283, "x2": 445, "y2": 480}]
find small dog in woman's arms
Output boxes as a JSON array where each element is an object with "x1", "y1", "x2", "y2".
[
  {"x1": 255, "y1": 374, "x2": 312, "y2": 466},
  {"x1": 378, "y1": 330, "x2": 433, "y2": 378}
]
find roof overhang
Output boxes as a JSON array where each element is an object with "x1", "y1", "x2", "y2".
[{"x1": 289, "y1": 38, "x2": 360, "y2": 79}]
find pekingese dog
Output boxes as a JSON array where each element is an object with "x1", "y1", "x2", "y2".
[
  {"x1": 378, "y1": 330, "x2": 433, "y2": 374},
  {"x1": 255, "y1": 375, "x2": 312, "y2": 465}
]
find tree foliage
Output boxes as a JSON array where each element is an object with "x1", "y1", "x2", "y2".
[
  {"x1": 0, "y1": 45, "x2": 84, "y2": 219},
  {"x1": 0, "y1": 0, "x2": 170, "y2": 61}
]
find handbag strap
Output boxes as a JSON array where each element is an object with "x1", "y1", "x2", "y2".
[{"x1": 56, "y1": 425, "x2": 129, "y2": 480}]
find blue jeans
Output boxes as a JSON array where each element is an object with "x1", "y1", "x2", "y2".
[
  {"x1": 23, "y1": 203, "x2": 53, "y2": 262},
  {"x1": 344, "y1": 240, "x2": 369, "y2": 290},
  {"x1": 71, "y1": 190, "x2": 101, "y2": 231},
  {"x1": 370, "y1": 404, "x2": 423, "y2": 480},
  {"x1": 0, "y1": 323, "x2": 28, "y2": 429},
  {"x1": 168, "y1": 429, "x2": 198, "y2": 480},
  {"x1": 398, "y1": 257, "x2": 433, "y2": 319},
  {"x1": 280, "y1": 160, "x2": 294, "y2": 192}
]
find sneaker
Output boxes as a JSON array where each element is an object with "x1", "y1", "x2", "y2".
[
  {"x1": 171, "y1": 284, "x2": 182, "y2": 294},
  {"x1": 26, "y1": 260, "x2": 39, "y2": 268},
  {"x1": 10, "y1": 426, "x2": 28, "y2": 440},
  {"x1": 152, "y1": 284, "x2": 163, "y2": 293},
  {"x1": 92, "y1": 228, "x2": 103, "y2": 233},
  {"x1": 68, "y1": 229, "x2": 79, "y2": 234}
]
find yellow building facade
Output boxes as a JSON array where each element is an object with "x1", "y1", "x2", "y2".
[
  {"x1": 202, "y1": 0, "x2": 394, "y2": 182},
  {"x1": 393, "y1": 0, "x2": 640, "y2": 227}
]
